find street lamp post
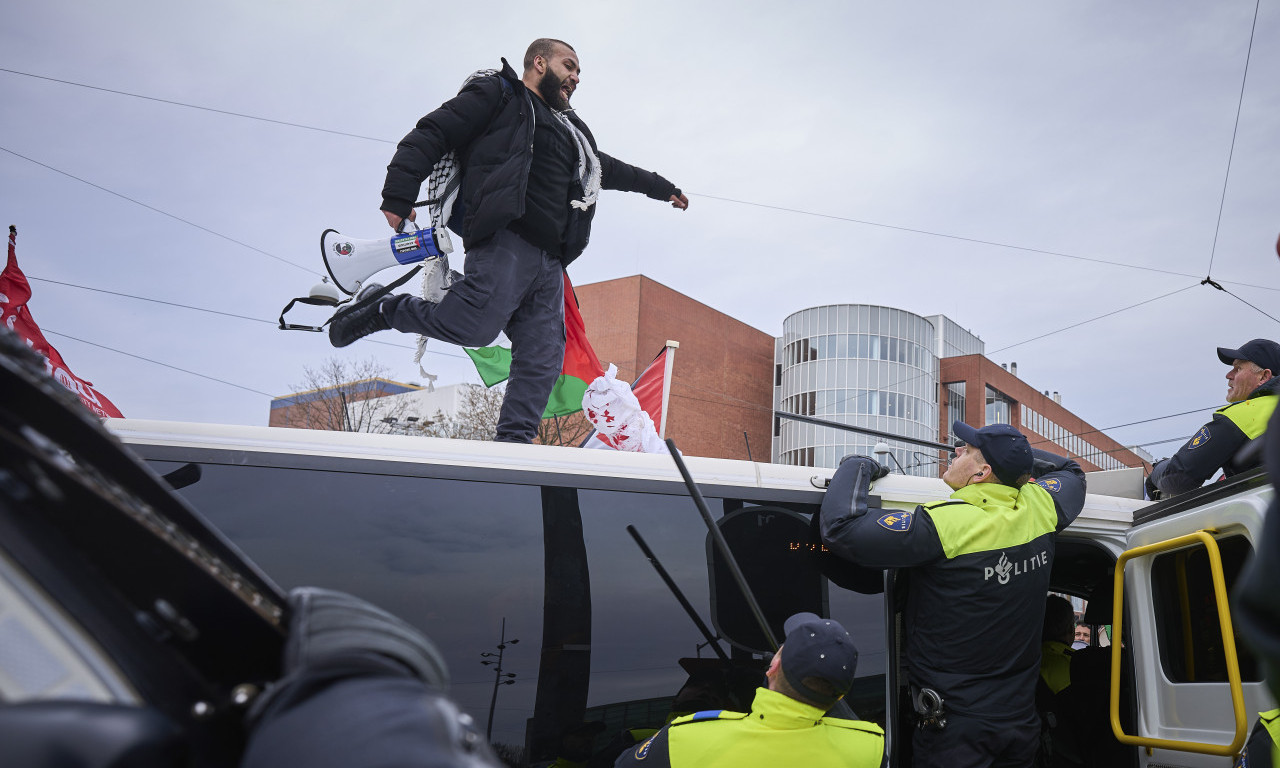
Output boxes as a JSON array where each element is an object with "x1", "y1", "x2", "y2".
[{"x1": 480, "y1": 617, "x2": 518, "y2": 741}]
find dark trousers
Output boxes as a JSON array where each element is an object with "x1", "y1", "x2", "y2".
[
  {"x1": 912, "y1": 710, "x2": 1041, "y2": 768},
  {"x1": 383, "y1": 228, "x2": 565, "y2": 443}
]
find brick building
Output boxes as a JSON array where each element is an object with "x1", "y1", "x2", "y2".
[
  {"x1": 269, "y1": 378, "x2": 422, "y2": 429},
  {"x1": 940, "y1": 355, "x2": 1140, "y2": 472},
  {"x1": 575, "y1": 275, "x2": 774, "y2": 461}
]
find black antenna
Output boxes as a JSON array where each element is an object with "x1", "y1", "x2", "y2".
[
  {"x1": 665, "y1": 438, "x2": 779, "y2": 651},
  {"x1": 627, "y1": 525, "x2": 730, "y2": 662}
]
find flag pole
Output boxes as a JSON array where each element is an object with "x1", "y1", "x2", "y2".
[{"x1": 658, "y1": 340, "x2": 678, "y2": 439}]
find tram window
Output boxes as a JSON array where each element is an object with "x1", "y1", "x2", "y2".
[
  {"x1": 149, "y1": 458, "x2": 890, "y2": 759},
  {"x1": 1150, "y1": 535, "x2": 1260, "y2": 683}
]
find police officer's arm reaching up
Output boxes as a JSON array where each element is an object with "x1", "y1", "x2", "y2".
[{"x1": 819, "y1": 456, "x2": 947, "y2": 568}]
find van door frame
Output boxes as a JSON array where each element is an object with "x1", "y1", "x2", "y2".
[{"x1": 1117, "y1": 475, "x2": 1273, "y2": 762}]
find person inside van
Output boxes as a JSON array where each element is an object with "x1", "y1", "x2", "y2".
[
  {"x1": 819, "y1": 421, "x2": 1086, "y2": 768},
  {"x1": 1040, "y1": 596, "x2": 1076, "y2": 695}
]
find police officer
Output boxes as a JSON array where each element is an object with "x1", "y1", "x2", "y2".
[
  {"x1": 820, "y1": 422, "x2": 1086, "y2": 768},
  {"x1": 613, "y1": 613, "x2": 885, "y2": 768},
  {"x1": 1234, "y1": 403, "x2": 1280, "y2": 768},
  {"x1": 1039, "y1": 595, "x2": 1075, "y2": 695},
  {"x1": 1147, "y1": 338, "x2": 1279, "y2": 498},
  {"x1": 1234, "y1": 709, "x2": 1279, "y2": 768}
]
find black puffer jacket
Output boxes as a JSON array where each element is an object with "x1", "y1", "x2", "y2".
[{"x1": 381, "y1": 59, "x2": 679, "y2": 265}]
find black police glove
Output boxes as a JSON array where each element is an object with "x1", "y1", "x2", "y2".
[
  {"x1": 1145, "y1": 458, "x2": 1168, "y2": 501},
  {"x1": 838, "y1": 454, "x2": 891, "y2": 481},
  {"x1": 282, "y1": 587, "x2": 449, "y2": 689}
]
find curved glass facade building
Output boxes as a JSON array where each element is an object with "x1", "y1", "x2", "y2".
[{"x1": 773, "y1": 305, "x2": 940, "y2": 474}]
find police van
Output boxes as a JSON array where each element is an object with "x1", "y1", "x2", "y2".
[{"x1": 0, "y1": 349, "x2": 1272, "y2": 768}]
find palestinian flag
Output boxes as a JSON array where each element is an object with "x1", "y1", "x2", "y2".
[{"x1": 464, "y1": 272, "x2": 605, "y2": 418}]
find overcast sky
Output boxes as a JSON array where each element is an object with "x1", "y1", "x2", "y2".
[{"x1": 2, "y1": 1, "x2": 1277, "y2": 458}]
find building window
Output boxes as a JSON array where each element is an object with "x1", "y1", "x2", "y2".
[
  {"x1": 944, "y1": 383, "x2": 966, "y2": 439},
  {"x1": 985, "y1": 385, "x2": 1012, "y2": 426}
]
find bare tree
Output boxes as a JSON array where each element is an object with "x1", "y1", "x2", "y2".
[
  {"x1": 278, "y1": 357, "x2": 426, "y2": 433},
  {"x1": 415, "y1": 384, "x2": 594, "y2": 446},
  {"x1": 536, "y1": 411, "x2": 595, "y2": 447},
  {"x1": 420, "y1": 383, "x2": 504, "y2": 441}
]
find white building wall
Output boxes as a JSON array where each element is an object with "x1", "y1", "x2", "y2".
[
  {"x1": 772, "y1": 305, "x2": 941, "y2": 473},
  {"x1": 347, "y1": 383, "x2": 481, "y2": 433}
]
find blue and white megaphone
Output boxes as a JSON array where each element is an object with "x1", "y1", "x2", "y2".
[{"x1": 321, "y1": 224, "x2": 454, "y2": 296}]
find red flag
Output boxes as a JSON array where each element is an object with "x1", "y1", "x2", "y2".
[
  {"x1": 1, "y1": 226, "x2": 124, "y2": 418},
  {"x1": 560, "y1": 272, "x2": 605, "y2": 389}
]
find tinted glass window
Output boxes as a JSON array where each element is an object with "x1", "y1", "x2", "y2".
[
  {"x1": 1150, "y1": 534, "x2": 1259, "y2": 683},
  {"x1": 152, "y1": 459, "x2": 887, "y2": 764}
]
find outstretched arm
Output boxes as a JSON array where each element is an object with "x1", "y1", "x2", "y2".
[
  {"x1": 598, "y1": 152, "x2": 687, "y2": 209},
  {"x1": 819, "y1": 456, "x2": 944, "y2": 568}
]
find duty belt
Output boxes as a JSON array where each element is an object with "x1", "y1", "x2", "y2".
[{"x1": 912, "y1": 687, "x2": 947, "y2": 731}]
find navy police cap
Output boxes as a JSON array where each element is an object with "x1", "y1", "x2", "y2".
[
  {"x1": 779, "y1": 612, "x2": 857, "y2": 709},
  {"x1": 1217, "y1": 339, "x2": 1280, "y2": 374},
  {"x1": 952, "y1": 421, "x2": 1034, "y2": 487}
]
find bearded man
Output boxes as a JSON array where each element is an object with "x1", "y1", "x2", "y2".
[{"x1": 329, "y1": 38, "x2": 687, "y2": 443}]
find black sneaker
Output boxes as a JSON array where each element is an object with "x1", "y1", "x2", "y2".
[{"x1": 328, "y1": 283, "x2": 391, "y2": 347}]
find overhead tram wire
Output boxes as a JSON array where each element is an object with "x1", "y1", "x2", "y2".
[
  {"x1": 1193, "y1": 0, "x2": 1276, "y2": 325},
  {"x1": 690, "y1": 192, "x2": 1280, "y2": 295},
  {"x1": 986, "y1": 283, "x2": 1201, "y2": 353},
  {"x1": 0, "y1": 146, "x2": 314, "y2": 276},
  {"x1": 1204, "y1": 0, "x2": 1261, "y2": 278},
  {"x1": 42, "y1": 328, "x2": 275, "y2": 397},
  {"x1": 4, "y1": 68, "x2": 1279, "y2": 295},
  {"x1": 818, "y1": 281, "x2": 1199, "y2": 418},
  {"x1": 25, "y1": 275, "x2": 474, "y2": 361},
  {"x1": 1199, "y1": 276, "x2": 1280, "y2": 325},
  {"x1": 0, "y1": 68, "x2": 395, "y2": 145}
]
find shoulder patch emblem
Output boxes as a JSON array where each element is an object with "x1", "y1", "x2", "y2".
[
  {"x1": 877, "y1": 511, "x2": 913, "y2": 531},
  {"x1": 1187, "y1": 425, "x2": 1211, "y2": 450},
  {"x1": 1036, "y1": 477, "x2": 1061, "y2": 493},
  {"x1": 634, "y1": 736, "x2": 654, "y2": 760}
]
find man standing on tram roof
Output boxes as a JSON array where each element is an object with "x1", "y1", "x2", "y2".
[{"x1": 328, "y1": 38, "x2": 688, "y2": 444}]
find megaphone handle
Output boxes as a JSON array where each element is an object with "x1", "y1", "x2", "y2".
[{"x1": 395, "y1": 213, "x2": 423, "y2": 234}]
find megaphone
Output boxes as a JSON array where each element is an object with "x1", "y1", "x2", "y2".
[{"x1": 321, "y1": 225, "x2": 454, "y2": 295}]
